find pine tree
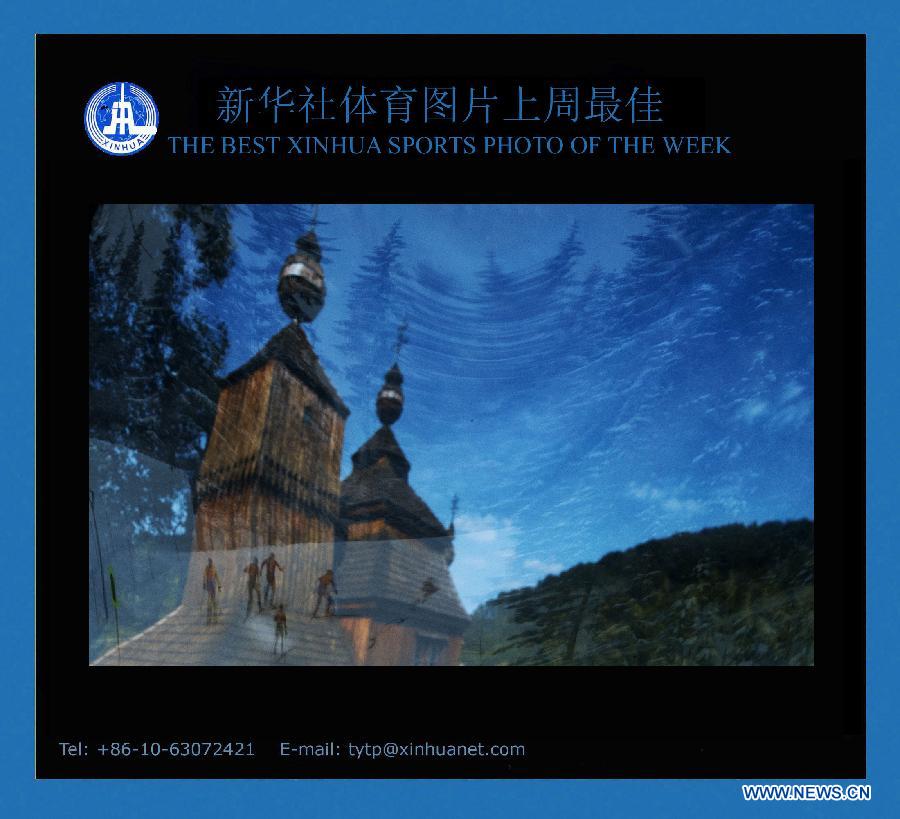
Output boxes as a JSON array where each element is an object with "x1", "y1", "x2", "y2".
[
  {"x1": 474, "y1": 223, "x2": 584, "y2": 390},
  {"x1": 338, "y1": 221, "x2": 405, "y2": 407},
  {"x1": 140, "y1": 222, "x2": 228, "y2": 469},
  {"x1": 173, "y1": 204, "x2": 234, "y2": 287},
  {"x1": 88, "y1": 204, "x2": 233, "y2": 470},
  {"x1": 490, "y1": 561, "x2": 602, "y2": 665},
  {"x1": 89, "y1": 221, "x2": 144, "y2": 438}
]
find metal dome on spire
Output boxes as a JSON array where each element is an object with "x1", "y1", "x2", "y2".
[
  {"x1": 375, "y1": 322, "x2": 410, "y2": 426},
  {"x1": 376, "y1": 362, "x2": 404, "y2": 426},
  {"x1": 278, "y1": 205, "x2": 326, "y2": 323}
]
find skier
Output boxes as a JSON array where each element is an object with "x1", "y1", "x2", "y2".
[
  {"x1": 261, "y1": 551, "x2": 283, "y2": 609},
  {"x1": 243, "y1": 557, "x2": 263, "y2": 618},
  {"x1": 203, "y1": 558, "x2": 221, "y2": 625},
  {"x1": 312, "y1": 569, "x2": 338, "y2": 618},
  {"x1": 273, "y1": 604, "x2": 287, "y2": 656}
]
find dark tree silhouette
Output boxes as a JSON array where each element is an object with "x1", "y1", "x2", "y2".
[
  {"x1": 338, "y1": 221, "x2": 406, "y2": 407},
  {"x1": 89, "y1": 220, "x2": 144, "y2": 438},
  {"x1": 490, "y1": 560, "x2": 603, "y2": 665},
  {"x1": 89, "y1": 204, "x2": 233, "y2": 470},
  {"x1": 140, "y1": 222, "x2": 228, "y2": 469}
]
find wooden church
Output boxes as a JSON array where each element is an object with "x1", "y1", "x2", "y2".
[{"x1": 193, "y1": 225, "x2": 469, "y2": 665}]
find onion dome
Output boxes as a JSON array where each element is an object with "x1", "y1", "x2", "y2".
[
  {"x1": 278, "y1": 229, "x2": 326, "y2": 324},
  {"x1": 295, "y1": 229, "x2": 322, "y2": 263},
  {"x1": 340, "y1": 426, "x2": 449, "y2": 541},
  {"x1": 376, "y1": 363, "x2": 404, "y2": 426}
]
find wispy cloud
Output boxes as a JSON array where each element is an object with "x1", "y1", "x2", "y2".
[
  {"x1": 627, "y1": 482, "x2": 706, "y2": 522},
  {"x1": 450, "y1": 513, "x2": 526, "y2": 610},
  {"x1": 736, "y1": 398, "x2": 769, "y2": 423},
  {"x1": 523, "y1": 558, "x2": 565, "y2": 575},
  {"x1": 772, "y1": 399, "x2": 812, "y2": 428},
  {"x1": 781, "y1": 380, "x2": 805, "y2": 402}
]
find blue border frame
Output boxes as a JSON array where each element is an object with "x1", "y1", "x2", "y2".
[{"x1": 6, "y1": 3, "x2": 897, "y2": 816}]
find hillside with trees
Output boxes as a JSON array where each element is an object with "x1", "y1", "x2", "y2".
[{"x1": 462, "y1": 520, "x2": 813, "y2": 666}]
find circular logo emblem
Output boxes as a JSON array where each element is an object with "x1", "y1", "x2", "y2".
[{"x1": 84, "y1": 82, "x2": 159, "y2": 155}]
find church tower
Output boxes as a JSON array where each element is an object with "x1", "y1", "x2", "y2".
[
  {"x1": 337, "y1": 362, "x2": 469, "y2": 665},
  {"x1": 194, "y1": 227, "x2": 349, "y2": 556}
]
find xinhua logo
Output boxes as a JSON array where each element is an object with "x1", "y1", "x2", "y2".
[{"x1": 84, "y1": 82, "x2": 159, "y2": 155}]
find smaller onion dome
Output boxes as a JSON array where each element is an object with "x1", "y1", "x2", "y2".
[
  {"x1": 278, "y1": 229, "x2": 326, "y2": 324},
  {"x1": 376, "y1": 363, "x2": 404, "y2": 426}
]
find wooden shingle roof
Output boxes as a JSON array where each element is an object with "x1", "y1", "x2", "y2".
[
  {"x1": 223, "y1": 324, "x2": 349, "y2": 418},
  {"x1": 337, "y1": 539, "x2": 469, "y2": 633},
  {"x1": 340, "y1": 426, "x2": 448, "y2": 540}
]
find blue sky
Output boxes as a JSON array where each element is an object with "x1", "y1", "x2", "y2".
[{"x1": 209, "y1": 203, "x2": 813, "y2": 610}]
